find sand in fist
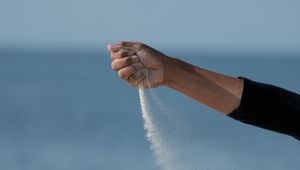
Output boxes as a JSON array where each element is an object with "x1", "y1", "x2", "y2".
[{"x1": 107, "y1": 41, "x2": 170, "y2": 88}]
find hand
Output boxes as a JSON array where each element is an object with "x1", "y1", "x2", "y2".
[{"x1": 107, "y1": 41, "x2": 170, "y2": 88}]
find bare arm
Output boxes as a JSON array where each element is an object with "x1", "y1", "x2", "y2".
[
  {"x1": 108, "y1": 41, "x2": 244, "y2": 115},
  {"x1": 164, "y1": 57, "x2": 243, "y2": 114}
]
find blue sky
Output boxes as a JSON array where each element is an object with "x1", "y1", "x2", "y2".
[{"x1": 1, "y1": 0, "x2": 300, "y2": 50}]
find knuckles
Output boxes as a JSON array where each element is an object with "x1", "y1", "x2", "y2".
[
  {"x1": 117, "y1": 65, "x2": 136, "y2": 80},
  {"x1": 119, "y1": 41, "x2": 146, "y2": 51},
  {"x1": 111, "y1": 57, "x2": 133, "y2": 71},
  {"x1": 113, "y1": 50, "x2": 135, "y2": 58},
  {"x1": 134, "y1": 42, "x2": 146, "y2": 50},
  {"x1": 117, "y1": 50, "x2": 128, "y2": 57},
  {"x1": 120, "y1": 41, "x2": 128, "y2": 47},
  {"x1": 124, "y1": 57, "x2": 132, "y2": 65}
]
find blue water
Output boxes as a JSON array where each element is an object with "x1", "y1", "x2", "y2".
[{"x1": 0, "y1": 47, "x2": 300, "y2": 170}]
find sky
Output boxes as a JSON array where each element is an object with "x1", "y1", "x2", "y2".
[
  {"x1": 1, "y1": 0, "x2": 300, "y2": 51},
  {"x1": 1, "y1": 1, "x2": 300, "y2": 169}
]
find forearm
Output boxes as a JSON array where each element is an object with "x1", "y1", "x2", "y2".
[
  {"x1": 163, "y1": 57, "x2": 243, "y2": 114},
  {"x1": 191, "y1": 66, "x2": 244, "y2": 100}
]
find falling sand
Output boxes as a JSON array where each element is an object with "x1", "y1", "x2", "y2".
[
  {"x1": 136, "y1": 62, "x2": 183, "y2": 169},
  {"x1": 138, "y1": 88, "x2": 174, "y2": 170},
  {"x1": 136, "y1": 61, "x2": 234, "y2": 170},
  {"x1": 138, "y1": 87, "x2": 238, "y2": 170}
]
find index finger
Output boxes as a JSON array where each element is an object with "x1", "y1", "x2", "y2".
[{"x1": 107, "y1": 41, "x2": 146, "y2": 52}]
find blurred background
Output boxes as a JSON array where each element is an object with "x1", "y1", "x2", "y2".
[{"x1": 0, "y1": 0, "x2": 300, "y2": 169}]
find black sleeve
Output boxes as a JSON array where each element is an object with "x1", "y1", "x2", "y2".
[{"x1": 228, "y1": 77, "x2": 300, "y2": 140}]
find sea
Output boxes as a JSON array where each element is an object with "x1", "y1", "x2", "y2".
[{"x1": 0, "y1": 46, "x2": 300, "y2": 170}]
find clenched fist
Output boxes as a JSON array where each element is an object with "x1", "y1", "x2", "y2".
[{"x1": 107, "y1": 41, "x2": 171, "y2": 88}]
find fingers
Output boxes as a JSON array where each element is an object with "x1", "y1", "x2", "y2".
[
  {"x1": 108, "y1": 41, "x2": 148, "y2": 87},
  {"x1": 117, "y1": 64, "x2": 146, "y2": 87},
  {"x1": 118, "y1": 65, "x2": 138, "y2": 81},
  {"x1": 110, "y1": 48, "x2": 136, "y2": 60},
  {"x1": 111, "y1": 55, "x2": 139, "y2": 71},
  {"x1": 107, "y1": 41, "x2": 146, "y2": 53}
]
